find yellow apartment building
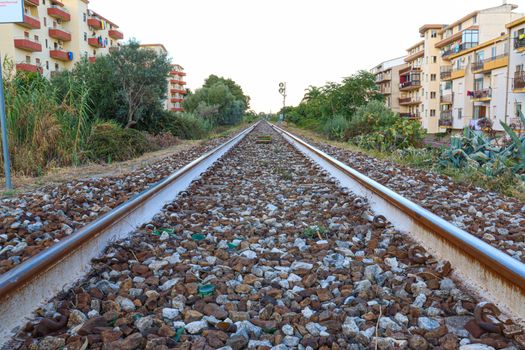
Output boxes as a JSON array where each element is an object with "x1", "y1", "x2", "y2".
[
  {"x1": 140, "y1": 44, "x2": 187, "y2": 113},
  {"x1": 436, "y1": 3, "x2": 521, "y2": 132},
  {"x1": 0, "y1": 0, "x2": 123, "y2": 77},
  {"x1": 506, "y1": 16, "x2": 525, "y2": 131},
  {"x1": 371, "y1": 57, "x2": 407, "y2": 113},
  {"x1": 399, "y1": 41, "x2": 423, "y2": 120}
]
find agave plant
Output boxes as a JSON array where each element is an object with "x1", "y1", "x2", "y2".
[{"x1": 500, "y1": 110, "x2": 525, "y2": 174}]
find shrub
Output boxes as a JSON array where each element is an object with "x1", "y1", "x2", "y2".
[
  {"x1": 347, "y1": 101, "x2": 398, "y2": 138},
  {"x1": 144, "y1": 132, "x2": 179, "y2": 149},
  {"x1": 86, "y1": 121, "x2": 151, "y2": 163},
  {"x1": 167, "y1": 112, "x2": 212, "y2": 140},
  {"x1": 322, "y1": 115, "x2": 351, "y2": 140}
]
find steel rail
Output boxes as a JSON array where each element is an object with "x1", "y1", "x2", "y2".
[
  {"x1": 271, "y1": 123, "x2": 525, "y2": 319},
  {"x1": 0, "y1": 122, "x2": 257, "y2": 343}
]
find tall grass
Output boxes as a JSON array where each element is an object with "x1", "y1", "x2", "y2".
[{"x1": 1, "y1": 63, "x2": 92, "y2": 176}]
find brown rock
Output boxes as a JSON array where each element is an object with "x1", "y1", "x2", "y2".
[
  {"x1": 100, "y1": 329, "x2": 123, "y2": 343},
  {"x1": 110, "y1": 332, "x2": 145, "y2": 350},
  {"x1": 203, "y1": 329, "x2": 228, "y2": 348},
  {"x1": 184, "y1": 310, "x2": 203, "y2": 323},
  {"x1": 235, "y1": 284, "x2": 252, "y2": 294},
  {"x1": 203, "y1": 303, "x2": 228, "y2": 319}
]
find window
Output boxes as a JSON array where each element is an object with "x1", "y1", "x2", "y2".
[
  {"x1": 458, "y1": 108, "x2": 463, "y2": 119},
  {"x1": 462, "y1": 30, "x2": 479, "y2": 48},
  {"x1": 43, "y1": 0, "x2": 45, "y2": 4},
  {"x1": 431, "y1": 92, "x2": 436, "y2": 99},
  {"x1": 46, "y1": 61, "x2": 49, "y2": 70},
  {"x1": 431, "y1": 74, "x2": 436, "y2": 81},
  {"x1": 430, "y1": 109, "x2": 436, "y2": 117},
  {"x1": 517, "y1": 64, "x2": 524, "y2": 72},
  {"x1": 444, "y1": 81, "x2": 452, "y2": 90},
  {"x1": 474, "y1": 78, "x2": 484, "y2": 90},
  {"x1": 83, "y1": 13, "x2": 87, "y2": 22},
  {"x1": 55, "y1": 63, "x2": 59, "y2": 71},
  {"x1": 84, "y1": 32, "x2": 87, "y2": 41},
  {"x1": 432, "y1": 56, "x2": 437, "y2": 63},
  {"x1": 431, "y1": 30, "x2": 437, "y2": 38},
  {"x1": 473, "y1": 15, "x2": 477, "y2": 24},
  {"x1": 516, "y1": 102, "x2": 522, "y2": 117},
  {"x1": 475, "y1": 51, "x2": 484, "y2": 62},
  {"x1": 458, "y1": 23, "x2": 462, "y2": 31},
  {"x1": 44, "y1": 17, "x2": 46, "y2": 27},
  {"x1": 36, "y1": 58, "x2": 40, "y2": 65},
  {"x1": 45, "y1": 39, "x2": 48, "y2": 48},
  {"x1": 25, "y1": 56, "x2": 30, "y2": 63},
  {"x1": 492, "y1": 47, "x2": 497, "y2": 58},
  {"x1": 24, "y1": 31, "x2": 29, "y2": 38}
]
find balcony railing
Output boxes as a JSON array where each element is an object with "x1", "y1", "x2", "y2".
[
  {"x1": 398, "y1": 97, "x2": 421, "y2": 105},
  {"x1": 25, "y1": 0, "x2": 39, "y2": 6},
  {"x1": 399, "y1": 80, "x2": 421, "y2": 90},
  {"x1": 89, "y1": 57, "x2": 97, "y2": 63},
  {"x1": 170, "y1": 98, "x2": 184, "y2": 103},
  {"x1": 17, "y1": 14, "x2": 41, "y2": 29},
  {"x1": 48, "y1": 5, "x2": 71, "y2": 21},
  {"x1": 471, "y1": 88, "x2": 492, "y2": 100},
  {"x1": 87, "y1": 17, "x2": 102, "y2": 29},
  {"x1": 48, "y1": 26, "x2": 71, "y2": 41},
  {"x1": 108, "y1": 29, "x2": 124, "y2": 40},
  {"x1": 440, "y1": 93, "x2": 454, "y2": 104},
  {"x1": 50, "y1": 50, "x2": 71, "y2": 62},
  {"x1": 400, "y1": 112, "x2": 420, "y2": 119},
  {"x1": 442, "y1": 42, "x2": 478, "y2": 58},
  {"x1": 439, "y1": 111, "x2": 453, "y2": 127},
  {"x1": 171, "y1": 107, "x2": 184, "y2": 112},
  {"x1": 16, "y1": 62, "x2": 42, "y2": 74},
  {"x1": 471, "y1": 53, "x2": 508, "y2": 72},
  {"x1": 513, "y1": 71, "x2": 525, "y2": 90},
  {"x1": 514, "y1": 37, "x2": 525, "y2": 51},
  {"x1": 14, "y1": 38, "x2": 42, "y2": 52},
  {"x1": 171, "y1": 88, "x2": 187, "y2": 95},
  {"x1": 88, "y1": 37, "x2": 105, "y2": 48}
]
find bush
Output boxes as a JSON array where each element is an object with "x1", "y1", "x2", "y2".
[
  {"x1": 144, "y1": 132, "x2": 179, "y2": 149},
  {"x1": 347, "y1": 101, "x2": 398, "y2": 138},
  {"x1": 322, "y1": 115, "x2": 351, "y2": 140},
  {"x1": 86, "y1": 121, "x2": 151, "y2": 163},
  {"x1": 167, "y1": 112, "x2": 212, "y2": 140}
]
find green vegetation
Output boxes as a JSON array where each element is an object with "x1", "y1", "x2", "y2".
[
  {"x1": 1, "y1": 41, "x2": 250, "y2": 178},
  {"x1": 286, "y1": 71, "x2": 425, "y2": 150},
  {"x1": 287, "y1": 71, "x2": 525, "y2": 199}
]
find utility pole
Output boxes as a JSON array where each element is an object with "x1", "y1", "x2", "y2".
[
  {"x1": 0, "y1": 57, "x2": 12, "y2": 190},
  {"x1": 279, "y1": 82, "x2": 287, "y2": 122}
]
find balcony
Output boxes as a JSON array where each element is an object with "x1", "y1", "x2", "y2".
[
  {"x1": 50, "y1": 0, "x2": 64, "y2": 5},
  {"x1": 16, "y1": 63, "x2": 42, "y2": 74},
  {"x1": 440, "y1": 93, "x2": 454, "y2": 104},
  {"x1": 48, "y1": 5, "x2": 71, "y2": 22},
  {"x1": 399, "y1": 112, "x2": 420, "y2": 119},
  {"x1": 375, "y1": 73, "x2": 391, "y2": 83},
  {"x1": 472, "y1": 54, "x2": 509, "y2": 74},
  {"x1": 170, "y1": 79, "x2": 186, "y2": 85},
  {"x1": 88, "y1": 37, "x2": 105, "y2": 48},
  {"x1": 48, "y1": 27, "x2": 71, "y2": 41},
  {"x1": 513, "y1": 71, "x2": 525, "y2": 92},
  {"x1": 171, "y1": 88, "x2": 187, "y2": 95},
  {"x1": 89, "y1": 57, "x2": 97, "y2": 63},
  {"x1": 25, "y1": 0, "x2": 39, "y2": 6},
  {"x1": 87, "y1": 18, "x2": 102, "y2": 29},
  {"x1": 440, "y1": 67, "x2": 452, "y2": 80},
  {"x1": 399, "y1": 80, "x2": 421, "y2": 91},
  {"x1": 170, "y1": 98, "x2": 184, "y2": 103},
  {"x1": 17, "y1": 14, "x2": 41, "y2": 29},
  {"x1": 171, "y1": 107, "x2": 184, "y2": 112},
  {"x1": 514, "y1": 37, "x2": 525, "y2": 53},
  {"x1": 108, "y1": 29, "x2": 124, "y2": 40},
  {"x1": 50, "y1": 50, "x2": 70, "y2": 62},
  {"x1": 441, "y1": 42, "x2": 478, "y2": 58},
  {"x1": 439, "y1": 111, "x2": 453, "y2": 127},
  {"x1": 14, "y1": 38, "x2": 42, "y2": 52},
  {"x1": 398, "y1": 97, "x2": 421, "y2": 106},
  {"x1": 471, "y1": 89, "x2": 492, "y2": 102}
]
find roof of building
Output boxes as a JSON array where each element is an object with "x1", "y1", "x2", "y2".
[
  {"x1": 140, "y1": 44, "x2": 168, "y2": 53},
  {"x1": 506, "y1": 14, "x2": 525, "y2": 29},
  {"x1": 89, "y1": 10, "x2": 119, "y2": 28},
  {"x1": 419, "y1": 24, "x2": 446, "y2": 35},
  {"x1": 406, "y1": 40, "x2": 424, "y2": 51},
  {"x1": 438, "y1": 3, "x2": 518, "y2": 34}
]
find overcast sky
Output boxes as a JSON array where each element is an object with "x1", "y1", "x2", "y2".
[{"x1": 90, "y1": 0, "x2": 525, "y2": 113}]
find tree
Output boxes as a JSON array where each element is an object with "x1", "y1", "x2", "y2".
[
  {"x1": 111, "y1": 40, "x2": 171, "y2": 128},
  {"x1": 203, "y1": 75, "x2": 250, "y2": 108}
]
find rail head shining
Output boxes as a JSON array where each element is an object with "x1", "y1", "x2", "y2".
[
  {"x1": 0, "y1": 122, "x2": 258, "y2": 300},
  {"x1": 271, "y1": 123, "x2": 525, "y2": 292}
]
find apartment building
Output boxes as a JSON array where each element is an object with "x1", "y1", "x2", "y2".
[
  {"x1": 371, "y1": 57, "x2": 407, "y2": 113},
  {"x1": 139, "y1": 44, "x2": 187, "y2": 113},
  {"x1": 0, "y1": 0, "x2": 123, "y2": 77},
  {"x1": 506, "y1": 16, "x2": 525, "y2": 130},
  {"x1": 436, "y1": 3, "x2": 522, "y2": 132},
  {"x1": 170, "y1": 64, "x2": 186, "y2": 112}
]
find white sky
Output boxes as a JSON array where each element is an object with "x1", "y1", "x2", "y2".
[{"x1": 90, "y1": 0, "x2": 525, "y2": 113}]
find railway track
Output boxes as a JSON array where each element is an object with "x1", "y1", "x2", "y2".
[{"x1": 1, "y1": 121, "x2": 524, "y2": 349}]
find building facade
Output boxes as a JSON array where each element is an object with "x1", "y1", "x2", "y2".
[
  {"x1": 0, "y1": 0, "x2": 123, "y2": 77},
  {"x1": 506, "y1": 16, "x2": 525, "y2": 131},
  {"x1": 371, "y1": 57, "x2": 407, "y2": 113},
  {"x1": 139, "y1": 44, "x2": 187, "y2": 113}
]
